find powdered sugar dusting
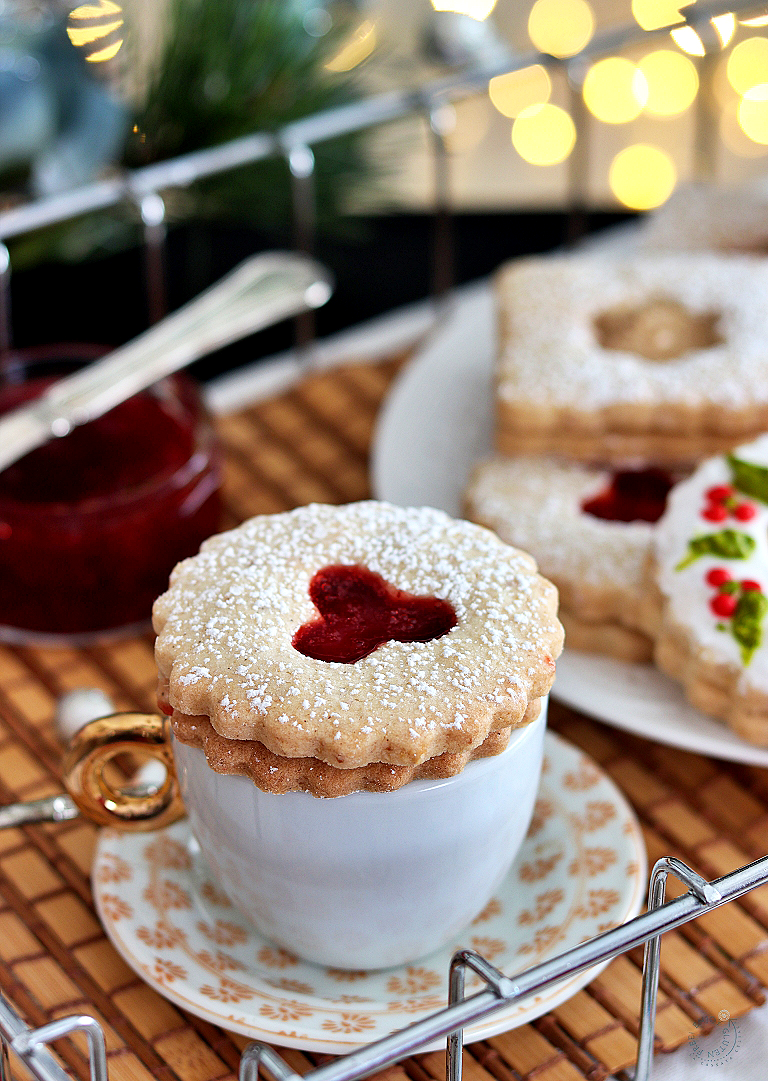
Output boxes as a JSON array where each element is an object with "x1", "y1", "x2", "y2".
[
  {"x1": 153, "y1": 501, "x2": 562, "y2": 768},
  {"x1": 497, "y1": 254, "x2": 768, "y2": 410},
  {"x1": 640, "y1": 181, "x2": 768, "y2": 254}
]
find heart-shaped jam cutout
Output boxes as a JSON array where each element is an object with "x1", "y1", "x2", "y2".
[
  {"x1": 292, "y1": 564, "x2": 457, "y2": 663},
  {"x1": 581, "y1": 467, "x2": 673, "y2": 524}
]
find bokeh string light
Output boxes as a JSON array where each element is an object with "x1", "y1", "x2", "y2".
[
  {"x1": 66, "y1": 0, "x2": 123, "y2": 62},
  {"x1": 669, "y1": 25, "x2": 706, "y2": 55},
  {"x1": 738, "y1": 84, "x2": 768, "y2": 144},
  {"x1": 480, "y1": 3, "x2": 768, "y2": 187},
  {"x1": 704, "y1": 32, "x2": 768, "y2": 152},
  {"x1": 721, "y1": 100, "x2": 768, "y2": 155},
  {"x1": 609, "y1": 144, "x2": 676, "y2": 209},
  {"x1": 638, "y1": 49, "x2": 698, "y2": 116},
  {"x1": 527, "y1": 0, "x2": 595, "y2": 58},
  {"x1": 511, "y1": 103, "x2": 576, "y2": 165},
  {"x1": 727, "y1": 36, "x2": 768, "y2": 95},
  {"x1": 712, "y1": 12, "x2": 737, "y2": 47},
  {"x1": 582, "y1": 57, "x2": 648, "y2": 124},
  {"x1": 632, "y1": 0, "x2": 693, "y2": 32},
  {"x1": 489, "y1": 65, "x2": 551, "y2": 118}
]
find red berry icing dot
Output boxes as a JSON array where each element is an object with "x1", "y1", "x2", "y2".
[
  {"x1": 711, "y1": 593, "x2": 738, "y2": 617},
  {"x1": 706, "y1": 567, "x2": 731, "y2": 587},
  {"x1": 706, "y1": 485, "x2": 733, "y2": 503},
  {"x1": 703, "y1": 504, "x2": 728, "y2": 522},
  {"x1": 734, "y1": 502, "x2": 757, "y2": 521},
  {"x1": 742, "y1": 580, "x2": 762, "y2": 592},
  {"x1": 292, "y1": 564, "x2": 457, "y2": 664}
]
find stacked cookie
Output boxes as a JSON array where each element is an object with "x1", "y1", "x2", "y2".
[
  {"x1": 464, "y1": 190, "x2": 768, "y2": 744},
  {"x1": 155, "y1": 501, "x2": 562, "y2": 795},
  {"x1": 466, "y1": 457, "x2": 670, "y2": 662}
]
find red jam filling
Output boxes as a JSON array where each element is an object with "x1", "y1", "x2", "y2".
[
  {"x1": 0, "y1": 377, "x2": 194, "y2": 503},
  {"x1": 293, "y1": 564, "x2": 457, "y2": 663},
  {"x1": 581, "y1": 467, "x2": 673, "y2": 524},
  {"x1": 0, "y1": 372, "x2": 220, "y2": 636}
]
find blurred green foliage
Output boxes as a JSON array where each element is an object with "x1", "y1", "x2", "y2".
[{"x1": 12, "y1": 0, "x2": 372, "y2": 267}]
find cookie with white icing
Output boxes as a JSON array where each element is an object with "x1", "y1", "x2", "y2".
[
  {"x1": 496, "y1": 254, "x2": 768, "y2": 467},
  {"x1": 154, "y1": 501, "x2": 563, "y2": 795},
  {"x1": 465, "y1": 457, "x2": 674, "y2": 662},
  {"x1": 643, "y1": 435, "x2": 768, "y2": 745}
]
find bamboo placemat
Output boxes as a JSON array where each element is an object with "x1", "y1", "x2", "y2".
[{"x1": 1, "y1": 354, "x2": 768, "y2": 1081}]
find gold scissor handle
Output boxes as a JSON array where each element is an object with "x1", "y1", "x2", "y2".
[{"x1": 62, "y1": 713, "x2": 185, "y2": 831}]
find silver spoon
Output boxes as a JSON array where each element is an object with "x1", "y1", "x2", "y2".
[{"x1": 0, "y1": 251, "x2": 333, "y2": 474}]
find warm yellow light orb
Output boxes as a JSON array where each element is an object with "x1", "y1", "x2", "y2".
[
  {"x1": 489, "y1": 65, "x2": 551, "y2": 119},
  {"x1": 511, "y1": 103, "x2": 576, "y2": 165},
  {"x1": 711, "y1": 13, "x2": 736, "y2": 48},
  {"x1": 727, "y1": 36, "x2": 768, "y2": 95},
  {"x1": 720, "y1": 101, "x2": 768, "y2": 156},
  {"x1": 582, "y1": 57, "x2": 647, "y2": 124},
  {"x1": 632, "y1": 0, "x2": 693, "y2": 32},
  {"x1": 669, "y1": 25, "x2": 705, "y2": 56},
  {"x1": 738, "y1": 84, "x2": 768, "y2": 144},
  {"x1": 66, "y1": 0, "x2": 123, "y2": 62},
  {"x1": 609, "y1": 144, "x2": 676, "y2": 210},
  {"x1": 528, "y1": 0, "x2": 595, "y2": 59},
  {"x1": 638, "y1": 49, "x2": 699, "y2": 116}
]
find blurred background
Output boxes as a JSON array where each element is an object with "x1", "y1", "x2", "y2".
[{"x1": 3, "y1": 0, "x2": 768, "y2": 377}]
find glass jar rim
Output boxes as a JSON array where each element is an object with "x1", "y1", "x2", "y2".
[{"x1": 0, "y1": 346, "x2": 214, "y2": 518}]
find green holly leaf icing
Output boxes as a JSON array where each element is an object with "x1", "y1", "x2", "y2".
[
  {"x1": 675, "y1": 529, "x2": 756, "y2": 570},
  {"x1": 728, "y1": 454, "x2": 768, "y2": 504},
  {"x1": 731, "y1": 589, "x2": 768, "y2": 665}
]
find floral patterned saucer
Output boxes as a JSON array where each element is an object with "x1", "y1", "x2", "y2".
[{"x1": 93, "y1": 732, "x2": 646, "y2": 1054}]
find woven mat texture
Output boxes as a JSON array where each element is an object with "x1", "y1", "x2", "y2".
[{"x1": 1, "y1": 355, "x2": 768, "y2": 1081}]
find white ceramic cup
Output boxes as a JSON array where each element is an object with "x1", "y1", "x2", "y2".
[
  {"x1": 63, "y1": 701, "x2": 546, "y2": 970},
  {"x1": 171, "y1": 702, "x2": 547, "y2": 969}
]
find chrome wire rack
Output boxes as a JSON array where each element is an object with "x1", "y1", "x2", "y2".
[{"x1": 2, "y1": 853, "x2": 768, "y2": 1081}]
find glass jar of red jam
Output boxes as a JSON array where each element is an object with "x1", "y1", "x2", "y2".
[{"x1": 0, "y1": 346, "x2": 221, "y2": 642}]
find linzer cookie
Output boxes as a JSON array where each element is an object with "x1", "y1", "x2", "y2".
[
  {"x1": 642, "y1": 435, "x2": 768, "y2": 746},
  {"x1": 640, "y1": 181, "x2": 768, "y2": 255},
  {"x1": 465, "y1": 457, "x2": 674, "y2": 662},
  {"x1": 153, "y1": 501, "x2": 562, "y2": 796},
  {"x1": 495, "y1": 254, "x2": 768, "y2": 467}
]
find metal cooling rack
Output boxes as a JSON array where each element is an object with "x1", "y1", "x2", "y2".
[{"x1": 1, "y1": 852, "x2": 768, "y2": 1081}]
